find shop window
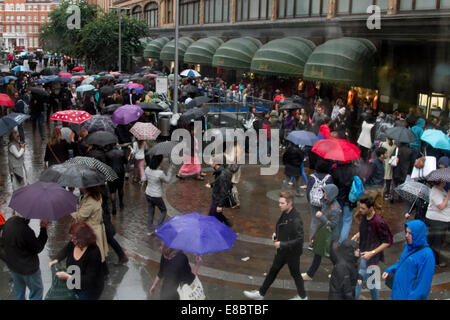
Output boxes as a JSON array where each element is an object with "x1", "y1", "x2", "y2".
[
  {"x1": 442, "y1": 0, "x2": 450, "y2": 9},
  {"x1": 180, "y1": 0, "x2": 199, "y2": 25},
  {"x1": 132, "y1": 5, "x2": 142, "y2": 20},
  {"x1": 167, "y1": 0, "x2": 172, "y2": 23},
  {"x1": 236, "y1": 0, "x2": 271, "y2": 21},
  {"x1": 204, "y1": 0, "x2": 230, "y2": 23},
  {"x1": 144, "y1": 2, "x2": 158, "y2": 27},
  {"x1": 415, "y1": 0, "x2": 437, "y2": 10}
]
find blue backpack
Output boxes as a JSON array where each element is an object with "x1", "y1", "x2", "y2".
[{"x1": 349, "y1": 176, "x2": 364, "y2": 203}]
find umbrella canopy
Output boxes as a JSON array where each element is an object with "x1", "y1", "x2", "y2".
[
  {"x1": 66, "y1": 156, "x2": 118, "y2": 181},
  {"x1": 12, "y1": 65, "x2": 30, "y2": 72},
  {"x1": 426, "y1": 168, "x2": 450, "y2": 183},
  {"x1": 50, "y1": 110, "x2": 92, "y2": 124},
  {"x1": 179, "y1": 108, "x2": 209, "y2": 122},
  {"x1": 155, "y1": 212, "x2": 237, "y2": 255},
  {"x1": 81, "y1": 76, "x2": 95, "y2": 85},
  {"x1": 76, "y1": 84, "x2": 95, "y2": 93},
  {"x1": 185, "y1": 96, "x2": 212, "y2": 109},
  {"x1": 72, "y1": 66, "x2": 84, "y2": 71},
  {"x1": 184, "y1": 37, "x2": 224, "y2": 66},
  {"x1": 80, "y1": 115, "x2": 116, "y2": 133},
  {"x1": 286, "y1": 130, "x2": 319, "y2": 147},
  {"x1": 111, "y1": 104, "x2": 144, "y2": 125},
  {"x1": 40, "y1": 67, "x2": 59, "y2": 75},
  {"x1": 130, "y1": 122, "x2": 161, "y2": 141},
  {"x1": 0, "y1": 93, "x2": 14, "y2": 106},
  {"x1": 126, "y1": 87, "x2": 144, "y2": 94},
  {"x1": 54, "y1": 77, "x2": 73, "y2": 84},
  {"x1": 212, "y1": 37, "x2": 262, "y2": 70},
  {"x1": 84, "y1": 130, "x2": 118, "y2": 147},
  {"x1": 99, "y1": 86, "x2": 115, "y2": 96},
  {"x1": 9, "y1": 182, "x2": 78, "y2": 220},
  {"x1": 29, "y1": 87, "x2": 49, "y2": 97},
  {"x1": 0, "y1": 113, "x2": 31, "y2": 136},
  {"x1": 138, "y1": 102, "x2": 165, "y2": 112},
  {"x1": 394, "y1": 181, "x2": 430, "y2": 203},
  {"x1": 143, "y1": 37, "x2": 170, "y2": 59},
  {"x1": 148, "y1": 141, "x2": 179, "y2": 156},
  {"x1": 144, "y1": 73, "x2": 158, "y2": 79},
  {"x1": 125, "y1": 83, "x2": 144, "y2": 89},
  {"x1": 312, "y1": 138, "x2": 360, "y2": 161},
  {"x1": 279, "y1": 102, "x2": 303, "y2": 110},
  {"x1": 110, "y1": 71, "x2": 121, "y2": 77},
  {"x1": 40, "y1": 163, "x2": 106, "y2": 188},
  {"x1": 59, "y1": 73, "x2": 72, "y2": 78},
  {"x1": 421, "y1": 129, "x2": 450, "y2": 151},
  {"x1": 101, "y1": 104, "x2": 123, "y2": 114},
  {"x1": 385, "y1": 127, "x2": 416, "y2": 143},
  {"x1": 180, "y1": 69, "x2": 201, "y2": 78}
]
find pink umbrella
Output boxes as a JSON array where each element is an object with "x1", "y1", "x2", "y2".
[
  {"x1": 71, "y1": 75, "x2": 86, "y2": 82},
  {"x1": 144, "y1": 73, "x2": 158, "y2": 79},
  {"x1": 126, "y1": 83, "x2": 144, "y2": 89},
  {"x1": 130, "y1": 122, "x2": 161, "y2": 141},
  {"x1": 110, "y1": 71, "x2": 121, "y2": 76},
  {"x1": 59, "y1": 73, "x2": 72, "y2": 78},
  {"x1": 50, "y1": 110, "x2": 93, "y2": 124}
]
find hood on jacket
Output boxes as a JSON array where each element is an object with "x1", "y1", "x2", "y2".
[
  {"x1": 322, "y1": 184, "x2": 339, "y2": 204},
  {"x1": 415, "y1": 118, "x2": 426, "y2": 129},
  {"x1": 337, "y1": 239, "x2": 359, "y2": 263},
  {"x1": 405, "y1": 220, "x2": 428, "y2": 251}
]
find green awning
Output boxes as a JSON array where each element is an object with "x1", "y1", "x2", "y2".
[
  {"x1": 184, "y1": 37, "x2": 224, "y2": 65},
  {"x1": 159, "y1": 37, "x2": 195, "y2": 62},
  {"x1": 143, "y1": 37, "x2": 170, "y2": 59},
  {"x1": 250, "y1": 37, "x2": 316, "y2": 76},
  {"x1": 212, "y1": 37, "x2": 262, "y2": 70},
  {"x1": 304, "y1": 37, "x2": 377, "y2": 88}
]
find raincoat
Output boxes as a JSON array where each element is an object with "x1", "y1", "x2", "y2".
[
  {"x1": 410, "y1": 118, "x2": 425, "y2": 151},
  {"x1": 384, "y1": 220, "x2": 435, "y2": 300}
]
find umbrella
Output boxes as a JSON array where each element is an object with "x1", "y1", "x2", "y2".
[
  {"x1": 66, "y1": 156, "x2": 118, "y2": 181},
  {"x1": 84, "y1": 130, "x2": 118, "y2": 147},
  {"x1": 125, "y1": 83, "x2": 144, "y2": 89},
  {"x1": 126, "y1": 87, "x2": 144, "y2": 94},
  {"x1": 426, "y1": 168, "x2": 450, "y2": 183},
  {"x1": 286, "y1": 130, "x2": 319, "y2": 146},
  {"x1": 101, "y1": 104, "x2": 123, "y2": 114},
  {"x1": 312, "y1": 138, "x2": 360, "y2": 161},
  {"x1": 111, "y1": 104, "x2": 144, "y2": 125},
  {"x1": 98, "y1": 75, "x2": 115, "y2": 81},
  {"x1": 155, "y1": 212, "x2": 237, "y2": 255},
  {"x1": 114, "y1": 83, "x2": 126, "y2": 89},
  {"x1": 180, "y1": 69, "x2": 201, "y2": 78},
  {"x1": 99, "y1": 86, "x2": 114, "y2": 96},
  {"x1": 130, "y1": 122, "x2": 161, "y2": 141},
  {"x1": 81, "y1": 115, "x2": 116, "y2": 133},
  {"x1": 59, "y1": 73, "x2": 72, "y2": 78},
  {"x1": 3, "y1": 76, "x2": 18, "y2": 84},
  {"x1": 71, "y1": 76, "x2": 85, "y2": 82},
  {"x1": 148, "y1": 141, "x2": 179, "y2": 156},
  {"x1": 185, "y1": 96, "x2": 212, "y2": 109},
  {"x1": 50, "y1": 110, "x2": 93, "y2": 124},
  {"x1": 29, "y1": 87, "x2": 49, "y2": 97},
  {"x1": 421, "y1": 129, "x2": 450, "y2": 151},
  {"x1": 144, "y1": 73, "x2": 158, "y2": 79},
  {"x1": 43, "y1": 75, "x2": 58, "y2": 82},
  {"x1": 0, "y1": 113, "x2": 31, "y2": 136},
  {"x1": 394, "y1": 181, "x2": 430, "y2": 203},
  {"x1": 73, "y1": 71, "x2": 87, "y2": 76},
  {"x1": 54, "y1": 77, "x2": 73, "y2": 84},
  {"x1": 72, "y1": 66, "x2": 84, "y2": 71},
  {"x1": 385, "y1": 127, "x2": 416, "y2": 143},
  {"x1": 76, "y1": 85, "x2": 95, "y2": 93},
  {"x1": 9, "y1": 182, "x2": 78, "y2": 220},
  {"x1": 81, "y1": 76, "x2": 95, "y2": 85},
  {"x1": 60, "y1": 127, "x2": 73, "y2": 143},
  {"x1": 40, "y1": 163, "x2": 106, "y2": 188},
  {"x1": 138, "y1": 102, "x2": 165, "y2": 112},
  {"x1": 12, "y1": 66, "x2": 30, "y2": 72},
  {"x1": 184, "y1": 85, "x2": 198, "y2": 95},
  {"x1": 110, "y1": 71, "x2": 121, "y2": 77},
  {"x1": 0, "y1": 93, "x2": 14, "y2": 106},
  {"x1": 279, "y1": 102, "x2": 303, "y2": 110},
  {"x1": 32, "y1": 79, "x2": 47, "y2": 85},
  {"x1": 179, "y1": 107, "x2": 209, "y2": 122}
]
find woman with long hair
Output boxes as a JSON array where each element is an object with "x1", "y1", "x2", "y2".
[
  {"x1": 44, "y1": 127, "x2": 74, "y2": 167},
  {"x1": 8, "y1": 130, "x2": 27, "y2": 190}
]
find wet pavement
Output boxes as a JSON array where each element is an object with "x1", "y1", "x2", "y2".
[{"x1": 1, "y1": 63, "x2": 449, "y2": 300}]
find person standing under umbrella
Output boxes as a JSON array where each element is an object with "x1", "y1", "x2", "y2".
[
  {"x1": 149, "y1": 241, "x2": 203, "y2": 300},
  {"x1": 8, "y1": 130, "x2": 27, "y2": 190},
  {"x1": 357, "y1": 116, "x2": 375, "y2": 162},
  {"x1": 44, "y1": 127, "x2": 74, "y2": 168}
]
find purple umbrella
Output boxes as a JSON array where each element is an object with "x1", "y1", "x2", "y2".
[
  {"x1": 155, "y1": 212, "x2": 237, "y2": 255},
  {"x1": 111, "y1": 104, "x2": 144, "y2": 125},
  {"x1": 9, "y1": 182, "x2": 77, "y2": 220}
]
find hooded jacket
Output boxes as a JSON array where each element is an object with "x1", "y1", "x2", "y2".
[
  {"x1": 211, "y1": 166, "x2": 232, "y2": 207},
  {"x1": 410, "y1": 118, "x2": 425, "y2": 151},
  {"x1": 384, "y1": 220, "x2": 435, "y2": 300},
  {"x1": 328, "y1": 240, "x2": 360, "y2": 300},
  {"x1": 317, "y1": 184, "x2": 342, "y2": 241}
]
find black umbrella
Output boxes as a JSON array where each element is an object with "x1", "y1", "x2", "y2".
[
  {"x1": 101, "y1": 104, "x2": 123, "y2": 114},
  {"x1": 81, "y1": 115, "x2": 116, "y2": 134},
  {"x1": 0, "y1": 113, "x2": 31, "y2": 136},
  {"x1": 185, "y1": 96, "x2": 212, "y2": 109},
  {"x1": 179, "y1": 107, "x2": 209, "y2": 122},
  {"x1": 40, "y1": 163, "x2": 106, "y2": 188},
  {"x1": 426, "y1": 168, "x2": 450, "y2": 183},
  {"x1": 98, "y1": 75, "x2": 114, "y2": 81},
  {"x1": 40, "y1": 67, "x2": 59, "y2": 75},
  {"x1": 73, "y1": 71, "x2": 86, "y2": 76},
  {"x1": 148, "y1": 141, "x2": 179, "y2": 156},
  {"x1": 54, "y1": 77, "x2": 73, "y2": 84},
  {"x1": 385, "y1": 127, "x2": 416, "y2": 143},
  {"x1": 99, "y1": 86, "x2": 115, "y2": 96},
  {"x1": 65, "y1": 157, "x2": 118, "y2": 181},
  {"x1": 114, "y1": 83, "x2": 126, "y2": 89},
  {"x1": 138, "y1": 102, "x2": 165, "y2": 112},
  {"x1": 279, "y1": 102, "x2": 303, "y2": 110},
  {"x1": 29, "y1": 87, "x2": 49, "y2": 97},
  {"x1": 84, "y1": 130, "x2": 118, "y2": 146},
  {"x1": 184, "y1": 85, "x2": 198, "y2": 95}
]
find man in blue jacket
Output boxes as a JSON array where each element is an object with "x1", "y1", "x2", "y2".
[{"x1": 382, "y1": 220, "x2": 435, "y2": 300}]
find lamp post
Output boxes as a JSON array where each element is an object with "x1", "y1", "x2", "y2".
[
  {"x1": 173, "y1": 0, "x2": 179, "y2": 113},
  {"x1": 110, "y1": 6, "x2": 130, "y2": 72}
]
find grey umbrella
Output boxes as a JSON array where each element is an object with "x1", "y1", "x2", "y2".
[
  {"x1": 185, "y1": 96, "x2": 212, "y2": 109},
  {"x1": 179, "y1": 107, "x2": 209, "y2": 122},
  {"x1": 85, "y1": 130, "x2": 118, "y2": 146},
  {"x1": 394, "y1": 181, "x2": 430, "y2": 203},
  {"x1": 148, "y1": 141, "x2": 180, "y2": 156},
  {"x1": 279, "y1": 102, "x2": 303, "y2": 110},
  {"x1": 40, "y1": 163, "x2": 106, "y2": 188},
  {"x1": 101, "y1": 104, "x2": 123, "y2": 114},
  {"x1": 29, "y1": 87, "x2": 49, "y2": 97},
  {"x1": 81, "y1": 115, "x2": 116, "y2": 134},
  {"x1": 66, "y1": 156, "x2": 118, "y2": 181},
  {"x1": 385, "y1": 127, "x2": 416, "y2": 143},
  {"x1": 138, "y1": 102, "x2": 165, "y2": 112},
  {"x1": 426, "y1": 168, "x2": 450, "y2": 183},
  {"x1": 99, "y1": 86, "x2": 115, "y2": 96}
]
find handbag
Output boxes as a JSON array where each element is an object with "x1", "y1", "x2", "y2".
[
  {"x1": 177, "y1": 275, "x2": 206, "y2": 300},
  {"x1": 388, "y1": 148, "x2": 398, "y2": 167},
  {"x1": 45, "y1": 265, "x2": 77, "y2": 300},
  {"x1": 385, "y1": 246, "x2": 428, "y2": 289},
  {"x1": 414, "y1": 155, "x2": 425, "y2": 169},
  {"x1": 312, "y1": 222, "x2": 332, "y2": 258},
  {"x1": 224, "y1": 191, "x2": 237, "y2": 208}
]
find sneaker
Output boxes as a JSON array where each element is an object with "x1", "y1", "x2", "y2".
[
  {"x1": 301, "y1": 273, "x2": 313, "y2": 281},
  {"x1": 307, "y1": 245, "x2": 313, "y2": 251},
  {"x1": 243, "y1": 290, "x2": 264, "y2": 300},
  {"x1": 288, "y1": 181, "x2": 294, "y2": 186},
  {"x1": 300, "y1": 185, "x2": 307, "y2": 189},
  {"x1": 289, "y1": 295, "x2": 308, "y2": 300}
]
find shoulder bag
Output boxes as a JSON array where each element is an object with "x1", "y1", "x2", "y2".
[
  {"x1": 388, "y1": 147, "x2": 399, "y2": 167},
  {"x1": 177, "y1": 275, "x2": 206, "y2": 300},
  {"x1": 45, "y1": 265, "x2": 77, "y2": 300},
  {"x1": 385, "y1": 246, "x2": 428, "y2": 289}
]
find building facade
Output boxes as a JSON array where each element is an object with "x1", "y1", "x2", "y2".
[{"x1": 0, "y1": 0, "x2": 59, "y2": 51}]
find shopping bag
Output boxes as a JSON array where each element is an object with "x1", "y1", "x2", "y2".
[
  {"x1": 177, "y1": 275, "x2": 206, "y2": 300},
  {"x1": 411, "y1": 156, "x2": 436, "y2": 180},
  {"x1": 45, "y1": 265, "x2": 77, "y2": 300}
]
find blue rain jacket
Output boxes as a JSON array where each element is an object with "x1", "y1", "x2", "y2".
[
  {"x1": 410, "y1": 118, "x2": 425, "y2": 150},
  {"x1": 385, "y1": 220, "x2": 435, "y2": 300}
]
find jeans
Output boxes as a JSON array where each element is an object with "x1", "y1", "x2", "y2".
[
  {"x1": 355, "y1": 259, "x2": 379, "y2": 300},
  {"x1": 146, "y1": 195, "x2": 167, "y2": 232},
  {"x1": 338, "y1": 204, "x2": 353, "y2": 243},
  {"x1": 300, "y1": 162, "x2": 308, "y2": 185},
  {"x1": 9, "y1": 269, "x2": 44, "y2": 300},
  {"x1": 31, "y1": 112, "x2": 44, "y2": 138}
]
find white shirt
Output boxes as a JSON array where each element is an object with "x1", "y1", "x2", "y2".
[
  {"x1": 426, "y1": 187, "x2": 450, "y2": 222},
  {"x1": 357, "y1": 121, "x2": 375, "y2": 149},
  {"x1": 132, "y1": 141, "x2": 146, "y2": 160}
]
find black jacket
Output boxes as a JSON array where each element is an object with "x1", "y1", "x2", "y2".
[
  {"x1": 115, "y1": 124, "x2": 133, "y2": 144},
  {"x1": 211, "y1": 166, "x2": 232, "y2": 207},
  {"x1": 105, "y1": 148, "x2": 128, "y2": 176},
  {"x1": 393, "y1": 144, "x2": 415, "y2": 183},
  {"x1": 282, "y1": 144, "x2": 304, "y2": 177},
  {"x1": 1, "y1": 216, "x2": 47, "y2": 275},
  {"x1": 275, "y1": 207, "x2": 304, "y2": 255},
  {"x1": 332, "y1": 164, "x2": 355, "y2": 208}
]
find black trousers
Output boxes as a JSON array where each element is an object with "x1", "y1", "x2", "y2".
[
  {"x1": 306, "y1": 241, "x2": 338, "y2": 278},
  {"x1": 259, "y1": 250, "x2": 306, "y2": 298}
]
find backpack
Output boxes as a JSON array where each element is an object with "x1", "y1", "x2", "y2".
[
  {"x1": 15, "y1": 99, "x2": 29, "y2": 114},
  {"x1": 348, "y1": 176, "x2": 364, "y2": 203},
  {"x1": 309, "y1": 174, "x2": 330, "y2": 207}
]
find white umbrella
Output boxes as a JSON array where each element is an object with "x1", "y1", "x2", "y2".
[{"x1": 180, "y1": 69, "x2": 201, "y2": 78}]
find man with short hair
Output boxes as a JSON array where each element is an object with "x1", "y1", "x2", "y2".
[
  {"x1": 352, "y1": 196, "x2": 393, "y2": 300},
  {"x1": 244, "y1": 191, "x2": 308, "y2": 300}
]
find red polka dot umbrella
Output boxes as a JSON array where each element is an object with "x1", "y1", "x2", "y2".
[{"x1": 49, "y1": 110, "x2": 93, "y2": 124}]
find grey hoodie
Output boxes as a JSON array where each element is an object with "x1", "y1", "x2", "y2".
[{"x1": 319, "y1": 184, "x2": 342, "y2": 241}]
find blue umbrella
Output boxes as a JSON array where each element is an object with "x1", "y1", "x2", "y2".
[
  {"x1": 155, "y1": 212, "x2": 237, "y2": 255},
  {"x1": 12, "y1": 66, "x2": 30, "y2": 72},
  {"x1": 4, "y1": 75, "x2": 18, "y2": 83},
  {"x1": 421, "y1": 129, "x2": 450, "y2": 151},
  {"x1": 127, "y1": 87, "x2": 144, "y2": 94},
  {"x1": 0, "y1": 113, "x2": 31, "y2": 136},
  {"x1": 43, "y1": 75, "x2": 58, "y2": 82},
  {"x1": 286, "y1": 130, "x2": 319, "y2": 146},
  {"x1": 180, "y1": 69, "x2": 201, "y2": 78},
  {"x1": 76, "y1": 84, "x2": 95, "y2": 92},
  {"x1": 32, "y1": 79, "x2": 48, "y2": 85}
]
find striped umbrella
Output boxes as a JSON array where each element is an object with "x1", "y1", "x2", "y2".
[
  {"x1": 130, "y1": 122, "x2": 161, "y2": 141},
  {"x1": 66, "y1": 157, "x2": 118, "y2": 181}
]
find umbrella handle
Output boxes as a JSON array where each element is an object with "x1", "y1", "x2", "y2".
[{"x1": 406, "y1": 196, "x2": 419, "y2": 216}]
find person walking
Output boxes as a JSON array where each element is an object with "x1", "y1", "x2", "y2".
[
  {"x1": 392, "y1": 142, "x2": 415, "y2": 202},
  {"x1": 225, "y1": 141, "x2": 243, "y2": 209},
  {"x1": 131, "y1": 139, "x2": 147, "y2": 183},
  {"x1": 30, "y1": 95, "x2": 45, "y2": 139},
  {"x1": 177, "y1": 123, "x2": 205, "y2": 180},
  {"x1": 142, "y1": 155, "x2": 173, "y2": 235},
  {"x1": 380, "y1": 137, "x2": 396, "y2": 200},
  {"x1": 105, "y1": 145, "x2": 128, "y2": 215},
  {"x1": 357, "y1": 117, "x2": 375, "y2": 162},
  {"x1": 12, "y1": 92, "x2": 26, "y2": 143},
  {"x1": 382, "y1": 220, "x2": 435, "y2": 300},
  {"x1": 328, "y1": 239, "x2": 361, "y2": 300},
  {"x1": 1, "y1": 214, "x2": 48, "y2": 300},
  {"x1": 352, "y1": 196, "x2": 393, "y2": 300},
  {"x1": 243, "y1": 191, "x2": 308, "y2": 300},
  {"x1": 281, "y1": 141, "x2": 305, "y2": 197},
  {"x1": 7, "y1": 130, "x2": 27, "y2": 191}
]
